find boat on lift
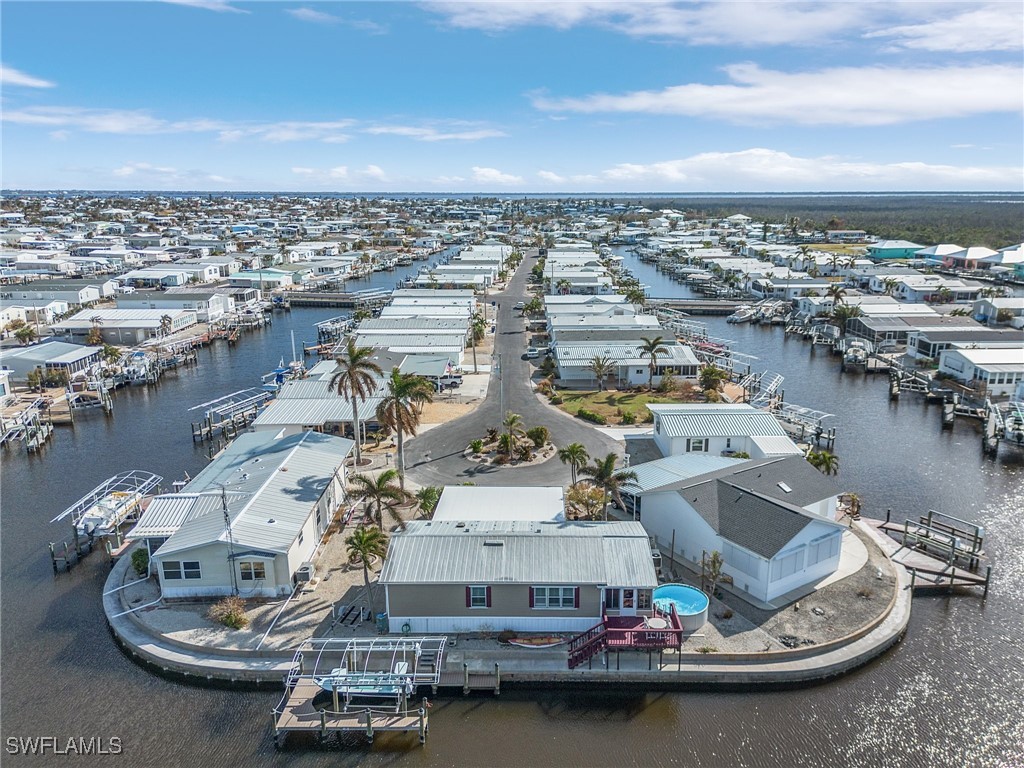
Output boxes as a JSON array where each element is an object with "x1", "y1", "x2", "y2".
[
  {"x1": 726, "y1": 305, "x2": 754, "y2": 324},
  {"x1": 843, "y1": 340, "x2": 869, "y2": 368},
  {"x1": 51, "y1": 470, "x2": 163, "y2": 537}
]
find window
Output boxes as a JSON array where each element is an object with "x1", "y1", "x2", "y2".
[
  {"x1": 604, "y1": 588, "x2": 620, "y2": 610},
  {"x1": 686, "y1": 438, "x2": 707, "y2": 453},
  {"x1": 465, "y1": 585, "x2": 490, "y2": 608},
  {"x1": 531, "y1": 586, "x2": 577, "y2": 609},
  {"x1": 770, "y1": 548, "x2": 804, "y2": 582},
  {"x1": 637, "y1": 590, "x2": 652, "y2": 610},
  {"x1": 808, "y1": 533, "x2": 841, "y2": 566},
  {"x1": 162, "y1": 561, "x2": 182, "y2": 580},
  {"x1": 240, "y1": 561, "x2": 267, "y2": 581},
  {"x1": 183, "y1": 561, "x2": 202, "y2": 579},
  {"x1": 298, "y1": 531, "x2": 304, "y2": 545},
  {"x1": 724, "y1": 543, "x2": 761, "y2": 578}
]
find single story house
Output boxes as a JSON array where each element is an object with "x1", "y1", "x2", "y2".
[
  {"x1": 972, "y1": 297, "x2": 1024, "y2": 329},
  {"x1": 553, "y1": 341, "x2": 700, "y2": 388},
  {"x1": 379, "y1": 520, "x2": 659, "y2": 634},
  {"x1": 115, "y1": 292, "x2": 234, "y2": 323},
  {"x1": 52, "y1": 308, "x2": 197, "y2": 345},
  {"x1": 867, "y1": 240, "x2": 924, "y2": 260},
  {"x1": 634, "y1": 456, "x2": 843, "y2": 605},
  {"x1": 0, "y1": 340, "x2": 102, "y2": 381},
  {"x1": 646, "y1": 403, "x2": 802, "y2": 459},
  {"x1": 131, "y1": 431, "x2": 354, "y2": 598},
  {"x1": 938, "y1": 346, "x2": 1024, "y2": 397}
]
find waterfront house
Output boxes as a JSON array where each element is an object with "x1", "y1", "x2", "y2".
[
  {"x1": 972, "y1": 297, "x2": 1024, "y2": 329},
  {"x1": 938, "y1": 346, "x2": 1024, "y2": 397},
  {"x1": 115, "y1": 291, "x2": 234, "y2": 323},
  {"x1": 53, "y1": 308, "x2": 198, "y2": 345},
  {"x1": 379, "y1": 520, "x2": 659, "y2": 634},
  {"x1": 632, "y1": 455, "x2": 843, "y2": 606},
  {"x1": 133, "y1": 431, "x2": 353, "y2": 598},
  {"x1": 552, "y1": 340, "x2": 700, "y2": 388},
  {"x1": 906, "y1": 326, "x2": 1020, "y2": 361},
  {"x1": 1, "y1": 279, "x2": 107, "y2": 307},
  {"x1": 941, "y1": 247, "x2": 999, "y2": 270},
  {"x1": 0, "y1": 339, "x2": 102, "y2": 381},
  {"x1": 915, "y1": 244, "x2": 963, "y2": 265},
  {"x1": 645, "y1": 403, "x2": 803, "y2": 459}
]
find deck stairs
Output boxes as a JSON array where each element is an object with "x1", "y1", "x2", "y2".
[{"x1": 567, "y1": 623, "x2": 610, "y2": 669}]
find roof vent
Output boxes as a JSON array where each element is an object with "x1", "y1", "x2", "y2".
[
  {"x1": 483, "y1": 540, "x2": 504, "y2": 547},
  {"x1": 267, "y1": 518, "x2": 276, "y2": 524},
  {"x1": 778, "y1": 482, "x2": 793, "y2": 493},
  {"x1": 455, "y1": 522, "x2": 466, "y2": 528}
]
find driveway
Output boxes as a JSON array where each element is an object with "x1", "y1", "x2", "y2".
[{"x1": 405, "y1": 251, "x2": 622, "y2": 488}]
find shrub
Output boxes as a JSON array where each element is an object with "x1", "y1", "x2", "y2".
[
  {"x1": 549, "y1": 394, "x2": 563, "y2": 405},
  {"x1": 719, "y1": 608, "x2": 734, "y2": 620},
  {"x1": 576, "y1": 408, "x2": 607, "y2": 425},
  {"x1": 696, "y1": 645, "x2": 718, "y2": 654},
  {"x1": 640, "y1": 407, "x2": 654, "y2": 423},
  {"x1": 469, "y1": 438, "x2": 484, "y2": 454},
  {"x1": 856, "y1": 588, "x2": 873, "y2": 599},
  {"x1": 704, "y1": 388, "x2": 721, "y2": 403},
  {"x1": 497, "y1": 629, "x2": 516, "y2": 644},
  {"x1": 526, "y1": 426, "x2": 549, "y2": 448},
  {"x1": 620, "y1": 410, "x2": 636, "y2": 425},
  {"x1": 730, "y1": 451, "x2": 750, "y2": 459},
  {"x1": 130, "y1": 548, "x2": 149, "y2": 577},
  {"x1": 208, "y1": 596, "x2": 250, "y2": 630},
  {"x1": 485, "y1": 427, "x2": 499, "y2": 442}
]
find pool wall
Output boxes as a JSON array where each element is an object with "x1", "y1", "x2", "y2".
[{"x1": 653, "y1": 584, "x2": 710, "y2": 631}]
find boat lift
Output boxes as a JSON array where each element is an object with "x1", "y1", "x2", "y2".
[
  {"x1": 273, "y1": 636, "x2": 447, "y2": 748},
  {"x1": 189, "y1": 388, "x2": 273, "y2": 443},
  {"x1": 50, "y1": 470, "x2": 163, "y2": 536}
]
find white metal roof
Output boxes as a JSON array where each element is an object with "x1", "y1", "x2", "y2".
[
  {"x1": 379, "y1": 520, "x2": 657, "y2": 587},
  {"x1": 648, "y1": 404, "x2": 789, "y2": 438},
  {"x1": 432, "y1": 486, "x2": 565, "y2": 522}
]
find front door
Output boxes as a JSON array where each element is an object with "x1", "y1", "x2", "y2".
[{"x1": 621, "y1": 588, "x2": 637, "y2": 617}]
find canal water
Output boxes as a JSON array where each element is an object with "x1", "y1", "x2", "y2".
[{"x1": 1, "y1": 250, "x2": 1021, "y2": 767}]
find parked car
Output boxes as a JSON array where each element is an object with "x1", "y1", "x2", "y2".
[
  {"x1": 438, "y1": 375, "x2": 463, "y2": 387},
  {"x1": 514, "y1": 301, "x2": 525, "y2": 310},
  {"x1": 525, "y1": 347, "x2": 540, "y2": 359}
]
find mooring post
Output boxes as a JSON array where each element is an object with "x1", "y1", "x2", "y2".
[
  {"x1": 462, "y1": 662, "x2": 470, "y2": 695},
  {"x1": 332, "y1": 685, "x2": 340, "y2": 713},
  {"x1": 319, "y1": 709, "x2": 327, "y2": 741},
  {"x1": 910, "y1": 569, "x2": 916, "y2": 591},
  {"x1": 983, "y1": 566, "x2": 992, "y2": 599},
  {"x1": 494, "y1": 662, "x2": 500, "y2": 696},
  {"x1": 365, "y1": 709, "x2": 373, "y2": 743},
  {"x1": 49, "y1": 542, "x2": 58, "y2": 575}
]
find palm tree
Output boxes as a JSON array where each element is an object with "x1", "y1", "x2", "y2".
[
  {"x1": 807, "y1": 449, "x2": 840, "y2": 475},
  {"x1": 558, "y1": 442, "x2": 590, "y2": 485},
  {"x1": 623, "y1": 286, "x2": 647, "y2": 305},
  {"x1": 469, "y1": 311, "x2": 485, "y2": 374},
  {"x1": 639, "y1": 336, "x2": 669, "y2": 391},
  {"x1": 14, "y1": 326, "x2": 37, "y2": 346},
  {"x1": 831, "y1": 304, "x2": 863, "y2": 337},
  {"x1": 375, "y1": 368, "x2": 434, "y2": 489},
  {"x1": 699, "y1": 364, "x2": 729, "y2": 392},
  {"x1": 86, "y1": 317, "x2": 104, "y2": 346},
  {"x1": 502, "y1": 410, "x2": 526, "y2": 440},
  {"x1": 826, "y1": 284, "x2": 847, "y2": 306},
  {"x1": 555, "y1": 278, "x2": 572, "y2": 295},
  {"x1": 579, "y1": 453, "x2": 639, "y2": 521},
  {"x1": 158, "y1": 314, "x2": 173, "y2": 337},
  {"x1": 588, "y1": 355, "x2": 613, "y2": 391},
  {"x1": 348, "y1": 470, "x2": 409, "y2": 531},
  {"x1": 414, "y1": 486, "x2": 442, "y2": 519},
  {"x1": 881, "y1": 277, "x2": 898, "y2": 296},
  {"x1": 328, "y1": 339, "x2": 383, "y2": 465},
  {"x1": 345, "y1": 526, "x2": 389, "y2": 611}
]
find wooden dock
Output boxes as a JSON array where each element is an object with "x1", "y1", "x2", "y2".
[{"x1": 648, "y1": 298, "x2": 746, "y2": 316}]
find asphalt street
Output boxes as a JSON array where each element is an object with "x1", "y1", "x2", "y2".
[{"x1": 405, "y1": 251, "x2": 623, "y2": 488}]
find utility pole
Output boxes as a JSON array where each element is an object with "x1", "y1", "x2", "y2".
[{"x1": 220, "y1": 484, "x2": 239, "y2": 596}]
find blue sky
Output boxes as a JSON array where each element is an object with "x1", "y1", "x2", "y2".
[{"x1": 2, "y1": 1, "x2": 1022, "y2": 192}]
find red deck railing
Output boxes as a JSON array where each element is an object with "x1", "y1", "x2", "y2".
[{"x1": 567, "y1": 606, "x2": 685, "y2": 669}]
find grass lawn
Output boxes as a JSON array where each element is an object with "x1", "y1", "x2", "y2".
[
  {"x1": 555, "y1": 388, "x2": 699, "y2": 424},
  {"x1": 810, "y1": 243, "x2": 869, "y2": 256}
]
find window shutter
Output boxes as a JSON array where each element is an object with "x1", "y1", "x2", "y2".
[
  {"x1": 465, "y1": 586, "x2": 471, "y2": 608},
  {"x1": 529, "y1": 587, "x2": 535, "y2": 608},
  {"x1": 574, "y1": 587, "x2": 580, "y2": 609},
  {"x1": 485, "y1": 586, "x2": 492, "y2": 608}
]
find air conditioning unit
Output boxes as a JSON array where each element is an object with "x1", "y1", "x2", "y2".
[{"x1": 295, "y1": 562, "x2": 315, "y2": 582}]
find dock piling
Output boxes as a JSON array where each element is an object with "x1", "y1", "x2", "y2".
[{"x1": 494, "y1": 662, "x2": 500, "y2": 696}]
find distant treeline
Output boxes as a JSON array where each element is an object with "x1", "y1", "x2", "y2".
[{"x1": 639, "y1": 195, "x2": 1024, "y2": 249}]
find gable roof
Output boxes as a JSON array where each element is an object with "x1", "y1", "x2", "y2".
[{"x1": 648, "y1": 403, "x2": 788, "y2": 439}]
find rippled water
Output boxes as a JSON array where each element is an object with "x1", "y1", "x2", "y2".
[{"x1": 1, "y1": 250, "x2": 1021, "y2": 767}]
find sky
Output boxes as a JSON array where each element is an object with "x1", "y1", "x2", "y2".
[{"x1": 1, "y1": 0, "x2": 1022, "y2": 193}]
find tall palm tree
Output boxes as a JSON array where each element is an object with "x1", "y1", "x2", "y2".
[
  {"x1": 375, "y1": 368, "x2": 434, "y2": 489},
  {"x1": 831, "y1": 304, "x2": 863, "y2": 338},
  {"x1": 882, "y1": 277, "x2": 898, "y2": 296},
  {"x1": 558, "y1": 442, "x2": 590, "y2": 485},
  {"x1": 345, "y1": 526, "x2": 389, "y2": 611},
  {"x1": 555, "y1": 278, "x2": 572, "y2": 295},
  {"x1": 469, "y1": 311, "x2": 486, "y2": 374},
  {"x1": 588, "y1": 355, "x2": 613, "y2": 391},
  {"x1": 414, "y1": 486, "x2": 442, "y2": 519},
  {"x1": 502, "y1": 411, "x2": 526, "y2": 440},
  {"x1": 348, "y1": 469, "x2": 409, "y2": 531},
  {"x1": 639, "y1": 336, "x2": 669, "y2": 391},
  {"x1": 580, "y1": 453, "x2": 639, "y2": 521},
  {"x1": 826, "y1": 284, "x2": 847, "y2": 306},
  {"x1": 328, "y1": 339, "x2": 383, "y2": 465},
  {"x1": 699, "y1": 364, "x2": 729, "y2": 392}
]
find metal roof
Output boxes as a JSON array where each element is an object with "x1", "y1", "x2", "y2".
[
  {"x1": 627, "y1": 454, "x2": 745, "y2": 494},
  {"x1": 127, "y1": 493, "x2": 224, "y2": 539},
  {"x1": 379, "y1": 520, "x2": 657, "y2": 588},
  {"x1": 749, "y1": 434, "x2": 804, "y2": 456},
  {"x1": 153, "y1": 431, "x2": 353, "y2": 558},
  {"x1": 432, "y1": 487, "x2": 565, "y2": 522},
  {"x1": 555, "y1": 343, "x2": 698, "y2": 367},
  {"x1": 648, "y1": 404, "x2": 788, "y2": 438},
  {"x1": 252, "y1": 395, "x2": 383, "y2": 426}
]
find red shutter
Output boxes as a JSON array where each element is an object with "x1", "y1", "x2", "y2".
[
  {"x1": 485, "y1": 586, "x2": 492, "y2": 608},
  {"x1": 465, "y1": 586, "x2": 471, "y2": 608},
  {"x1": 529, "y1": 587, "x2": 535, "y2": 608},
  {"x1": 574, "y1": 587, "x2": 580, "y2": 609}
]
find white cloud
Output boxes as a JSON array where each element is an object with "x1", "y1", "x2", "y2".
[
  {"x1": 360, "y1": 165, "x2": 388, "y2": 182},
  {"x1": 49, "y1": 130, "x2": 71, "y2": 141},
  {"x1": 286, "y1": 7, "x2": 387, "y2": 33},
  {"x1": 0, "y1": 64, "x2": 56, "y2": 88},
  {"x1": 576, "y1": 148, "x2": 1022, "y2": 191},
  {"x1": 3, "y1": 107, "x2": 356, "y2": 142},
  {"x1": 328, "y1": 166, "x2": 349, "y2": 179},
  {"x1": 163, "y1": 0, "x2": 248, "y2": 13},
  {"x1": 537, "y1": 170, "x2": 566, "y2": 183},
  {"x1": 291, "y1": 167, "x2": 317, "y2": 176},
  {"x1": 471, "y1": 166, "x2": 524, "y2": 185},
  {"x1": 865, "y1": 5, "x2": 1023, "y2": 52},
  {"x1": 112, "y1": 162, "x2": 180, "y2": 178},
  {"x1": 533, "y1": 63, "x2": 1023, "y2": 126},
  {"x1": 426, "y1": 1, "x2": 866, "y2": 46},
  {"x1": 950, "y1": 144, "x2": 975, "y2": 149},
  {"x1": 364, "y1": 125, "x2": 506, "y2": 141}
]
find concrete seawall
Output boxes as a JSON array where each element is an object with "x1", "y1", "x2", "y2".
[{"x1": 104, "y1": 548, "x2": 912, "y2": 689}]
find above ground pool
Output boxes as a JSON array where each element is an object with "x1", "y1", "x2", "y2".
[{"x1": 653, "y1": 584, "x2": 710, "y2": 630}]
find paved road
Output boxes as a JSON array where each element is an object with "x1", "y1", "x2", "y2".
[{"x1": 405, "y1": 251, "x2": 622, "y2": 488}]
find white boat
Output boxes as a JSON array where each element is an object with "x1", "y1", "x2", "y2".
[
  {"x1": 51, "y1": 470, "x2": 163, "y2": 537},
  {"x1": 844, "y1": 340, "x2": 869, "y2": 367},
  {"x1": 726, "y1": 305, "x2": 754, "y2": 324}
]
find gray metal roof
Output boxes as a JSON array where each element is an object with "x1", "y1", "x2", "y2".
[
  {"x1": 379, "y1": 520, "x2": 657, "y2": 588},
  {"x1": 252, "y1": 395, "x2": 383, "y2": 427},
  {"x1": 649, "y1": 404, "x2": 788, "y2": 438},
  {"x1": 127, "y1": 493, "x2": 224, "y2": 539},
  {"x1": 358, "y1": 317, "x2": 469, "y2": 333},
  {"x1": 555, "y1": 343, "x2": 698, "y2": 367},
  {"x1": 627, "y1": 454, "x2": 746, "y2": 494},
  {"x1": 154, "y1": 431, "x2": 353, "y2": 557},
  {"x1": 354, "y1": 333, "x2": 465, "y2": 350}
]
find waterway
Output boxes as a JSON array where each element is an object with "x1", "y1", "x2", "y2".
[{"x1": 1, "y1": 250, "x2": 1022, "y2": 767}]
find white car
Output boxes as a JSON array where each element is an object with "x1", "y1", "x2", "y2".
[
  {"x1": 514, "y1": 301, "x2": 526, "y2": 310},
  {"x1": 525, "y1": 347, "x2": 540, "y2": 358}
]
